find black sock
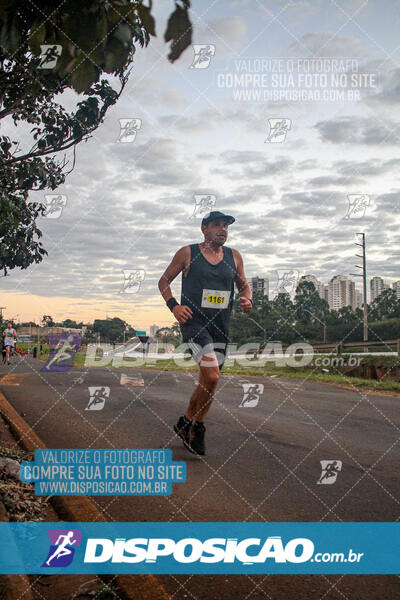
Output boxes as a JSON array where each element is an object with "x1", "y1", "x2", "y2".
[{"x1": 182, "y1": 415, "x2": 192, "y2": 424}]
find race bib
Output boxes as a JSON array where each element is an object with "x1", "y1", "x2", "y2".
[{"x1": 201, "y1": 289, "x2": 231, "y2": 309}]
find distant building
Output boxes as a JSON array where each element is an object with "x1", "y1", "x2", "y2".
[
  {"x1": 370, "y1": 276, "x2": 386, "y2": 302},
  {"x1": 392, "y1": 281, "x2": 400, "y2": 300},
  {"x1": 251, "y1": 277, "x2": 269, "y2": 298},
  {"x1": 150, "y1": 324, "x2": 160, "y2": 337},
  {"x1": 328, "y1": 275, "x2": 356, "y2": 310}
]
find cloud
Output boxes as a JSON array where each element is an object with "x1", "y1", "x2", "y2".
[
  {"x1": 366, "y1": 67, "x2": 400, "y2": 106},
  {"x1": 112, "y1": 137, "x2": 200, "y2": 186},
  {"x1": 158, "y1": 109, "x2": 217, "y2": 134},
  {"x1": 334, "y1": 158, "x2": 400, "y2": 176},
  {"x1": 289, "y1": 32, "x2": 367, "y2": 57},
  {"x1": 315, "y1": 116, "x2": 400, "y2": 145},
  {"x1": 203, "y1": 17, "x2": 248, "y2": 56},
  {"x1": 307, "y1": 175, "x2": 364, "y2": 186}
]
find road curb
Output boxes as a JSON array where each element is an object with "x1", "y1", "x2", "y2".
[
  {"x1": 0, "y1": 391, "x2": 172, "y2": 600},
  {"x1": 0, "y1": 501, "x2": 35, "y2": 600}
]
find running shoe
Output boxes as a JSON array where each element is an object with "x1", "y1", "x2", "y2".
[
  {"x1": 173, "y1": 416, "x2": 192, "y2": 448},
  {"x1": 189, "y1": 421, "x2": 206, "y2": 455}
]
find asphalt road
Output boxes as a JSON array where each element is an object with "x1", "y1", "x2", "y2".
[{"x1": 1, "y1": 355, "x2": 399, "y2": 599}]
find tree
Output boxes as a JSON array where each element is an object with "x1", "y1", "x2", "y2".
[
  {"x1": 60, "y1": 318, "x2": 83, "y2": 328},
  {"x1": 294, "y1": 280, "x2": 329, "y2": 342},
  {"x1": 267, "y1": 293, "x2": 297, "y2": 344},
  {"x1": 41, "y1": 314, "x2": 55, "y2": 327},
  {"x1": 155, "y1": 324, "x2": 181, "y2": 345},
  {"x1": 295, "y1": 280, "x2": 329, "y2": 322},
  {"x1": 0, "y1": 0, "x2": 192, "y2": 274},
  {"x1": 323, "y1": 306, "x2": 363, "y2": 343},
  {"x1": 369, "y1": 289, "x2": 400, "y2": 321},
  {"x1": 92, "y1": 317, "x2": 135, "y2": 343}
]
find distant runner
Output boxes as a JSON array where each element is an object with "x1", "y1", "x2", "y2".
[
  {"x1": 3, "y1": 322, "x2": 17, "y2": 366},
  {"x1": 158, "y1": 211, "x2": 252, "y2": 455}
]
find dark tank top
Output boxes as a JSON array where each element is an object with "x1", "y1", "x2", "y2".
[{"x1": 180, "y1": 243, "x2": 237, "y2": 337}]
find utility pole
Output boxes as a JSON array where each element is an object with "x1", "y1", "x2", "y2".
[{"x1": 351, "y1": 233, "x2": 368, "y2": 345}]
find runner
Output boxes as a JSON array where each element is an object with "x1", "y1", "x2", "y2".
[
  {"x1": 2, "y1": 322, "x2": 17, "y2": 366},
  {"x1": 158, "y1": 210, "x2": 253, "y2": 455}
]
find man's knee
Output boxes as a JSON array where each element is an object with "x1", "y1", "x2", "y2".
[{"x1": 200, "y1": 364, "x2": 220, "y2": 387}]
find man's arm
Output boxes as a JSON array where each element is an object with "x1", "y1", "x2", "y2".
[
  {"x1": 158, "y1": 246, "x2": 188, "y2": 301},
  {"x1": 158, "y1": 247, "x2": 193, "y2": 324},
  {"x1": 232, "y1": 249, "x2": 252, "y2": 313}
]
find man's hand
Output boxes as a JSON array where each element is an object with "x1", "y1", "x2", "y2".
[
  {"x1": 172, "y1": 304, "x2": 193, "y2": 324},
  {"x1": 239, "y1": 297, "x2": 252, "y2": 314}
]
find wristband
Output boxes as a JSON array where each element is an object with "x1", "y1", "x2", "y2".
[{"x1": 166, "y1": 297, "x2": 179, "y2": 312}]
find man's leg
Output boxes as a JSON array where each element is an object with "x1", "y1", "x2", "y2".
[
  {"x1": 183, "y1": 352, "x2": 220, "y2": 455},
  {"x1": 174, "y1": 336, "x2": 225, "y2": 455},
  {"x1": 189, "y1": 353, "x2": 220, "y2": 422}
]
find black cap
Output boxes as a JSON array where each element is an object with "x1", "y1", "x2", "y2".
[{"x1": 201, "y1": 210, "x2": 235, "y2": 226}]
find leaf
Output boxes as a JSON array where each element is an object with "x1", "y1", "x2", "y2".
[
  {"x1": 28, "y1": 20, "x2": 47, "y2": 56},
  {"x1": 1, "y1": 13, "x2": 22, "y2": 55},
  {"x1": 164, "y1": 3, "x2": 192, "y2": 63},
  {"x1": 103, "y1": 38, "x2": 126, "y2": 73},
  {"x1": 114, "y1": 22, "x2": 133, "y2": 45},
  {"x1": 137, "y1": 3, "x2": 156, "y2": 37},
  {"x1": 70, "y1": 60, "x2": 99, "y2": 94}
]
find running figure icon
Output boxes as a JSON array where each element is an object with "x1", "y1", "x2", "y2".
[
  {"x1": 42, "y1": 333, "x2": 81, "y2": 372},
  {"x1": 45, "y1": 531, "x2": 77, "y2": 566}
]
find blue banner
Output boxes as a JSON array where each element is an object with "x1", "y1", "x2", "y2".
[{"x1": 0, "y1": 522, "x2": 398, "y2": 574}]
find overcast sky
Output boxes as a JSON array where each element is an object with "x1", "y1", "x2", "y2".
[{"x1": 3, "y1": 0, "x2": 400, "y2": 330}]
